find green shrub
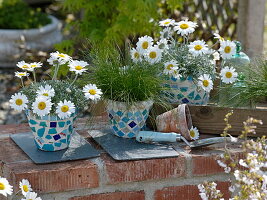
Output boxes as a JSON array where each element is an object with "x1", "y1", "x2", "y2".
[{"x1": 0, "y1": 0, "x2": 51, "y2": 29}]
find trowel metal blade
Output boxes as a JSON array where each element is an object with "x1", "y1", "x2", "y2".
[{"x1": 188, "y1": 137, "x2": 229, "y2": 148}]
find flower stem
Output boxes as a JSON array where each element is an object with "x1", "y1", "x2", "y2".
[
  {"x1": 20, "y1": 78, "x2": 24, "y2": 88},
  {"x1": 33, "y1": 70, "x2": 37, "y2": 83},
  {"x1": 70, "y1": 74, "x2": 78, "y2": 87},
  {"x1": 52, "y1": 63, "x2": 60, "y2": 80}
]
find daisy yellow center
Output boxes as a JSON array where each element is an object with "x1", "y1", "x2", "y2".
[
  {"x1": 142, "y1": 41, "x2": 149, "y2": 49},
  {"x1": 58, "y1": 54, "x2": 65, "y2": 58},
  {"x1": 15, "y1": 99, "x2": 23, "y2": 106},
  {"x1": 194, "y1": 45, "x2": 202, "y2": 51},
  {"x1": 23, "y1": 185, "x2": 29, "y2": 192},
  {"x1": 189, "y1": 130, "x2": 195, "y2": 138},
  {"x1": 61, "y1": 105, "x2": 69, "y2": 113},
  {"x1": 0, "y1": 183, "x2": 5, "y2": 190},
  {"x1": 134, "y1": 52, "x2": 140, "y2": 58},
  {"x1": 43, "y1": 93, "x2": 49, "y2": 97},
  {"x1": 164, "y1": 21, "x2": 170, "y2": 25},
  {"x1": 225, "y1": 72, "x2": 233, "y2": 78},
  {"x1": 149, "y1": 51, "x2": 157, "y2": 59},
  {"x1": 18, "y1": 73, "x2": 25, "y2": 76},
  {"x1": 167, "y1": 64, "x2": 174, "y2": 70},
  {"x1": 89, "y1": 89, "x2": 97, "y2": 95},
  {"x1": 38, "y1": 102, "x2": 46, "y2": 110},
  {"x1": 31, "y1": 65, "x2": 37, "y2": 68},
  {"x1": 75, "y1": 65, "x2": 83, "y2": 70},
  {"x1": 224, "y1": 46, "x2": 231, "y2": 53},
  {"x1": 22, "y1": 65, "x2": 29, "y2": 69},
  {"x1": 180, "y1": 23, "x2": 189, "y2": 29},
  {"x1": 202, "y1": 80, "x2": 209, "y2": 87}
]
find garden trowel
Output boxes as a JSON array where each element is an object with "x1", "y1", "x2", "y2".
[{"x1": 136, "y1": 131, "x2": 228, "y2": 148}]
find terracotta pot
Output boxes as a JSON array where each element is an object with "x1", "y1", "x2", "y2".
[{"x1": 156, "y1": 104, "x2": 192, "y2": 140}]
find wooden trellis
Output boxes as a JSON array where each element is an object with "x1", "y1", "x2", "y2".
[{"x1": 172, "y1": 0, "x2": 238, "y2": 41}]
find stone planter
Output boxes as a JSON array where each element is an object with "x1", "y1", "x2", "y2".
[
  {"x1": 107, "y1": 100, "x2": 154, "y2": 138},
  {"x1": 0, "y1": 15, "x2": 62, "y2": 67},
  {"x1": 26, "y1": 111, "x2": 77, "y2": 151},
  {"x1": 162, "y1": 76, "x2": 210, "y2": 105}
]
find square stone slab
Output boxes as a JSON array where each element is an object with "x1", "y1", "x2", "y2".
[
  {"x1": 11, "y1": 132, "x2": 100, "y2": 164},
  {"x1": 90, "y1": 129, "x2": 179, "y2": 161}
]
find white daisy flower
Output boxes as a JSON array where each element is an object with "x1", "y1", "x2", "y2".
[
  {"x1": 214, "y1": 33, "x2": 224, "y2": 42},
  {"x1": 56, "y1": 100, "x2": 76, "y2": 119},
  {"x1": 17, "y1": 61, "x2": 33, "y2": 71},
  {"x1": 159, "y1": 18, "x2": 175, "y2": 27},
  {"x1": 174, "y1": 19, "x2": 198, "y2": 36},
  {"x1": 220, "y1": 66, "x2": 238, "y2": 84},
  {"x1": 83, "y1": 84, "x2": 102, "y2": 101},
  {"x1": 136, "y1": 36, "x2": 153, "y2": 54},
  {"x1": 47, "y1": 51, "x2": 72, "y2": 65},
  {"x1": 156, "y1": 38, "x2": 169, "y2": 51},
  {"x1": 198, "y1": 74, "x2": 213, "y2": 92},
  {"x1": 36, "y1": 85, "x2": 55, "y2": 99},
  {"x1": 15, "y1": 71, "x2": 29, "y2": 78},
  {"x1": 172, "y1": 70, "x2": 182, "y2": 80},
  {"x1": 189, "y1": 126, "x2": 199, "y2": 140},
  {"x1": 22, "y1": 192, "x2": 42, "y2": 200},
  {"x1": 145, "y1": 46, "x2": 162, "y2": 64},
  {"x1": 29, "y1": 62, "x2": 42, "y2": 69},
  {"x1": 19, "y1": 179, "x2": 32, "y2": 197},
  {"x1": 219, "y1": 40, "x2": 236, "y2": 59},
  {"x1": 9, "y1": 93, "x2": 28, "y2": 111},
  {"x1": 130, "y1": 48, "x2": 142, "y2": 63},
  {"x1": 32, "y1": 96, "x2": 53, "y2": 117},
  {"x1": 163, "y1": 60, "x2": 178, "y2": 75},
  {"x1": 213, "y1": 51, "x2": 220, "y2": 61},
  {"x1": 69, "y1": 60, "x2": 89, "y2": 75},
  {"x1": 188, "y1": 40, "x2": 208, "y2": 56},
  {"x1": 160, "y1": 27, "x2": 174, "y2": 40},
  {"x1": 0, "y1": 177, "x2": 13, "y2": 197}
]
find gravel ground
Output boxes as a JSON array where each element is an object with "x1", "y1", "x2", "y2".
[{"x1": 0, "y1": 68, "x2": 28, "y2": 125}]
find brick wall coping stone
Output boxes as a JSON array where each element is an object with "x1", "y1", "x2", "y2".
[{"x1": 0, "y1": 117, "x2": 242, "y2": 200}]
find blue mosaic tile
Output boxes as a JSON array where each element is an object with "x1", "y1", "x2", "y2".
[
  {"x1": 182, "y1": 98, "x2": 189, "y2": 103},
  {"x1": 116, "y1": 111, "x2": 123, "y2": 117},
  {"x1": 39, "y1": 122, "x2": 47, "y2": 127},
  {"x1": 127, "y1": 132, "x2": 135, "y2": 138},
  {"x1": 194, "y1": 94, "x2": 201, "y2": 100},
  {"x1": 180, "y1": 87, "x2": 188, "y2": 92},
  {"x1": 66, "y1": 120, "x2": 71, "y2": 125},
  {"x1": 108, "y1": 113, "x2": 113, "y2": 119},
  {"x1": 54, "y1": 142, "x2": 62, "y2": 147},
  {"x1": 30, "y1": 127, "x2": 36, "y2": 132},
  {"x1": 42, "y1": 144, "x2": 54, "y2": 151},
  {"x1": 177, "y1": 93, "x2": 184, "y2": 99},
  {"x1": 142, "y1": 110, "x2": 147, "y2": 116},
  {"x1": 117, "y1": 131, "x2": 125, "y2": 137},
  {"x1": 122, "y1": 117, "x2": 129, "y2": 123},
  {"x1": 29, "y1": 119, "x2": 37, "y2": 125},
  {"x1": 37, "y1": 128, "x2": 45, "y2": 137},
  {"x1": 188, "y1": 91, "x2": 195, "y2": 100},
  {"x1": 58, "y1": 121, "x2": 65, "y2": 128},
  {"x1": 45, "y1": 135, "x2": 52, "y2": 140},
  {"x1": 60, "y1": 139, "x2": 67, "y2": 143},
  {"x1": 68, "y1": 125, "x2": 73, "y2": 133},
  {"x1": 53, "y1": 134, "x2": 61, "y2": 141},
  {"x1": 112, "y1": 126, "x2": 119, "y2": 132},
  {"x1": 128, "y1": 121, "x2": 137, "y2": 128},
  {"x1": 119, "y1": 122, "x2": 125, "y2": 128},
  {"x1": 48, "y1": 128, "x2": 57, "y2": 134},
  {"x1": 50, "y1": 122, "x2": 57, "y2": 128}
]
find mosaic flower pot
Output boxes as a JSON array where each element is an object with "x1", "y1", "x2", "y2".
[
  {"x1": 107, "y1": 100, "x2": 154, "y2": 138},
  {"x1": 26, "y1": 111, "x2": 77, "y2": 151},
  {"x1": 162, "y1": 76, "x2": 209, "y2": 105}
]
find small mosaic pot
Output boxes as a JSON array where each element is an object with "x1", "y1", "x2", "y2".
[
  {"x1": 107, "y1": 100, "x2": 154, "y2": 138},
  {"x1": 26, "y1": 111, "x2": 77, "y2": 151},
  {"x1": 162, "y1": 76, "x2": 209, "y2": 105}
]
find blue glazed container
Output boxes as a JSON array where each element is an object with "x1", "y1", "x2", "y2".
[
  {"x1": 26, "y1": 111, "x2": 77, "y2": 151},
  {"x1": 106, "y1": 100, "x2": 154, "y2": 138},
  {"x1": 162, "y1": 76, "x2": 209, "y2": 105}
]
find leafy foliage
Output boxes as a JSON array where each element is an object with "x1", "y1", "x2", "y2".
[
  {"x1": 59, "y1": 0, "x2": 183, "y2": 54},
  {"x1": 162, "y1": 42, "x2": 215, "y2": 80},
  {"x1": 20, "y1": 80, "x2": 87, "y2": 114},
  {"x1": 0, "y1": 0, "x2": 51, "y2": 29},
  {"x1": 81, "y1": 43, "x2": 164, "y2": 104}
]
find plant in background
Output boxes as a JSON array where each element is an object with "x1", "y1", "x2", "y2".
[
  {"x1": 0, "y1": 0, "x2": 51, "y2": 29},
  {"x1": 0, "y1": 177, "x2": 42, "y2": 200},
  {"x1": 9, "y1": 52, "x2": 102, "y2": 151},
  {"x1": 56, "y1": 0, "x2": 183, "y2": 55},
  {"x1": 198, "y1": 112, "x2": 267, "y2": 200}
]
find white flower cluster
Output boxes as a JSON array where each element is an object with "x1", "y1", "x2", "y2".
[
  {"x1": 157, "y1": 18, "x2": 239, "y2": 93},
  {"x1": 198, "y1": 182, "x2": 224, "y2": 200},
  {"x1": 0, "y1": 177, "x2": 42, "y2": 200},
  {"x1": 10, "y1": 52, "x2": 103, "y2": 119}
]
